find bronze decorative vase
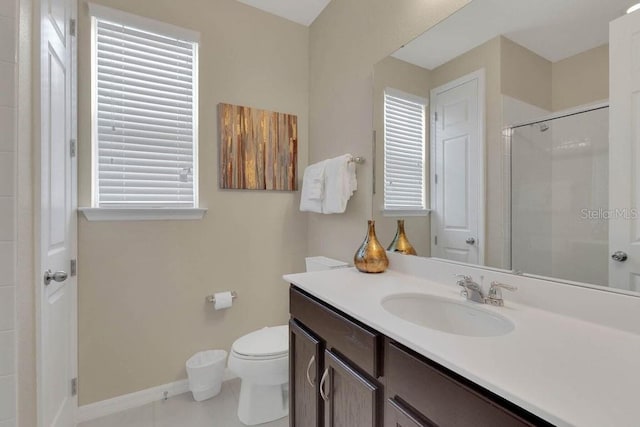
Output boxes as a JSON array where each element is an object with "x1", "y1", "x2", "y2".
[
  {"x1": 387, "y1": 219, "x2": 417, "y2": 255},
  {"x1": 354, "y1": 220, "x2": 389, "y2": 273}
]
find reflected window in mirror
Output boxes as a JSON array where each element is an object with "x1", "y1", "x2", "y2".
[{"x1": 383, "y1": 88, "x2": 428, "y2": 215}]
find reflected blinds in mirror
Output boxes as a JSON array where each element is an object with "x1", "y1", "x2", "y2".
[{"x1": 383, "y1": 88, "x2": 427, "y2": 213}]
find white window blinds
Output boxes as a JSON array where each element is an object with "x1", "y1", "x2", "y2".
[
  {"x1": 383, "y1": 88, "x2": 427, "y2": 212},
  {"x1": 93, "y1": 12, "x2": 198, "y2": 207}
]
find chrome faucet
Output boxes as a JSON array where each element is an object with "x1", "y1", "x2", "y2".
[
  {"x1": 486, "y1": 281, "x2": 517, "y2": 306},
  {"x1": 455, "y1": 275, "x2": 485, "y2": 303},
  {"x1": 456, "y1": 276, "x2": 517, "y2": 306}
]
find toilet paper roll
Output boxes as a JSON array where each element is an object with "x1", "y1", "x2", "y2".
[{"x1": 213, "y1": 291, "x2": 233, "y2": 310}]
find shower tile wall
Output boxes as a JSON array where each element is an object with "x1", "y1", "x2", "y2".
[
  {"x1": 0, "y1": 0, "x2": 17, "y2": 425},
  {"x1": 549, "y1": 108, "x2": 609, "y2": 286}
]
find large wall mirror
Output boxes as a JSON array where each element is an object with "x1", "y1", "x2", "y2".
[{"x1": 373, "y1": 0, "x2": 640, "y2": 294}]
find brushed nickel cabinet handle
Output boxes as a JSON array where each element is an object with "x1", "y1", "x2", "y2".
[
  {"x1": 306, "y1": 355, "x2": 316, "y2": 387},
  {"x1": 319, "y1": 368, "x2": 330, "y2": 401}
]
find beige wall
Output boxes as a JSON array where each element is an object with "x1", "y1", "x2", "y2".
[
  {"x1": 77, "y1": 0, "x2": 309, "y2": 404},
  {"x1": 552, "y1": 44, "x2": 609, "y2": 111},
  {"x1": 308, "y1": 0, "x2": 470, "y2": 262},
  {"x1": 500, "y1": 39, "x2": 608, "y2": 114},
  {"x1": 501, "y1": 37, "x2": 552, "y2": 111},
  {"x1": 372, "y1": 57, "x2": 431, "y2": 255}
]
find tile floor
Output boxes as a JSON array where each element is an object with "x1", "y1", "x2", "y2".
[{"x1": 78, "y1": 379, "x2": 288, "y2": 427}]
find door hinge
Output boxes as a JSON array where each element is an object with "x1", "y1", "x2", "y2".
[
  {"x1": 434, "y1": 112, "x2": 438, "y2": 121},
  {"x1": 70, "y1": 259, "x2": 77, "y2": 277},
  {"x1": 71, "y1": 378, "x2": 78, "y2": 396},
  {"x1": 70, "y1": 139, "x2": 76, "y2": 157},
  {"x1": 69, "y1": 19, "x2": 76, "y2": 37},
  {"x1": 434, "y1": 235, "x2": 438, "y2": 245},
  {"x1": 434, "y1": 174, "x2": 438, "y2": 184}
]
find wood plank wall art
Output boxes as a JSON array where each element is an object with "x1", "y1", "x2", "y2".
[{"x1": 218, "y1": 103, "x2": 298, "y2": 191}]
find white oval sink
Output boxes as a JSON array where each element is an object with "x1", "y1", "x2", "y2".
[{"x1": 381, "y1": 293, "x2": 514, "y2": 337}]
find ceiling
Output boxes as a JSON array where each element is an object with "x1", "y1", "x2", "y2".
[
  {"x1": 392, "y1": 0, "x2": 634, "y2": 70},
  {"x1": 234, "y1": 0, "x2": 331, "y2": 26}
]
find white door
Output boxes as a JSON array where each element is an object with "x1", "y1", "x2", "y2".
[
  {"x1": 38, "y1": 0, "x2": 77, "y2": 424},
  {"x1": 430, "y1": 70, "x2": 485, "y2": 264},
  {"x1": 610, "y1": 12, "x2": 640, "y2": 291}
]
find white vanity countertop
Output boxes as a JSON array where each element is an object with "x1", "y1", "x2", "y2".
[{"x1": 283, "y1": 268, "x2": 640, "y2": 427}]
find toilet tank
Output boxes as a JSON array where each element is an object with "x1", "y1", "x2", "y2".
[{"x1": 305, "y1": 256, "x2": 349, "y2": 272}]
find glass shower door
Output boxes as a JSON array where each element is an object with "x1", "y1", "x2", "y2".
[{"x1": 510, "y1": 106, "x2": 609, "y2": 286}]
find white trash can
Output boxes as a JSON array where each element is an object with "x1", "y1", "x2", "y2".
[{"x1": 186, "y1": 349, "x2": 227, "y2": 401}]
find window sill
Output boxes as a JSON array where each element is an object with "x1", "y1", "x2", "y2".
[
  {"x1": 79, "y1": 207, "x2": 207, "y2": 222},
  {"x1": 381, "y1": 209, "x2": 431, "y2": 217}
]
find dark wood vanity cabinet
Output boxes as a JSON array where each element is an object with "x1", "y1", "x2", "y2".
[
  {"x1": 290, "y1": 287, "x2": 382, "y2": 427},
  {"x1": 289, "y1": 286, "x2": 550, "y2": 427}
]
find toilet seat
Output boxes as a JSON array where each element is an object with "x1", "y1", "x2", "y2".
[
  {"x1": 231, "y1": 325, "x2": 288, "y2": 359},
  {"x1": 231, "y1": 350, "x2": 287, "y2": 361}
]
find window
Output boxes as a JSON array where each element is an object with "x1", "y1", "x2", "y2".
[
  {"x1": 383, "y1": 88, "x2": 427, "y2": 214},
  {"x1": 90, "y1": 5, "x2": 200, "y2": 213}
]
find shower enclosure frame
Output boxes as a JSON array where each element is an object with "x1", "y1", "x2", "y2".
[{"x1": 502, "y1": 100, "x2": 609, "y2": 275}]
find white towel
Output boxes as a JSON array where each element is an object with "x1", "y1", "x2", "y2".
[
  {"x1": 299, "y1": 160, "x2": 327, "y2": 213},
  {"x1": 348, "y1": 161, "x2": 357, "y2": 194},
  {"x1": 322, "y1": 154, "x2": 357, "y2": 214}
]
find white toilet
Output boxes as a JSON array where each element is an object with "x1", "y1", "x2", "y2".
[{"x1": 228, "y1": 325, "x2": 289, "y2": 425}]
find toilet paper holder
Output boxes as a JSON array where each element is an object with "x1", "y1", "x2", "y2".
[{"x1": 206, "y1": 291, "x2": 238, "y2": 304}]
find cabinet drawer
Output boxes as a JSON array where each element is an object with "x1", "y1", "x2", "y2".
[
  {"x1": 290, "y1": 286, "x2": 381, "y2": 378},
  {"x1": 385, "y1": 398, "x2": 435, "y2": 427},
  {"x1": 386, "y1": 342, "x2": 545, "y2": 427}
]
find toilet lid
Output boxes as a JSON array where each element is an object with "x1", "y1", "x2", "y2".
[{"x1": 232, "y1": 325, "x2": 288, "y2": 358}]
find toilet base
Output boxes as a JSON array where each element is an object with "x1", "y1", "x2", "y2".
[{"x1": 237, "y1": 381, "x2": 289, "y2": 426}]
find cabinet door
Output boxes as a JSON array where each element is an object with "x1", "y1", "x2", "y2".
[
  {"x1": 385, "y1": 398, "x2": 435, "y2": 427},
  {"x1": 322, "y1": 350, "x2": 380, "y2": 427},
  {"x1": 290, "y1": 320, "x2": 324, "y2": 427}
]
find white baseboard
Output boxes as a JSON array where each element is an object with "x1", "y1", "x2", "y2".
[{"x1": 76, "y1": 369, "x2": 238, "y2": 423}]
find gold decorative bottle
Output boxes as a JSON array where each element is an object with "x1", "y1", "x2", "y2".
[
  {"x1": 354, "y1": 220, "x2": 389, "y2": 273},
  {"x1": 387, "y1": 219, "x2": 417, "y2": 255}
]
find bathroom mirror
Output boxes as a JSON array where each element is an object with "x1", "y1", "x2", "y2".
[{"x1": 372, "y1": 0, "x2": 639, "y2": 294}]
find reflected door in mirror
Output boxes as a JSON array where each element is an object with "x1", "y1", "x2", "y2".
[
  {"x1": 610, "y1": 11, "x2": 640, "y2": 292},
  {"x1": 431, "y1": 70, "x2": 484, "y2": 265}
]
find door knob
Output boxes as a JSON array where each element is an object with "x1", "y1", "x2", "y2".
[
  {"x1": 611, "y1": 251, "x2": 628, "y2": 262},
  {"x1": 465, "y1": 237, "x2": 476, "y2": 245},
  {"x1": 44, "y1": 270, "x2": 68, "y2": 286}
]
